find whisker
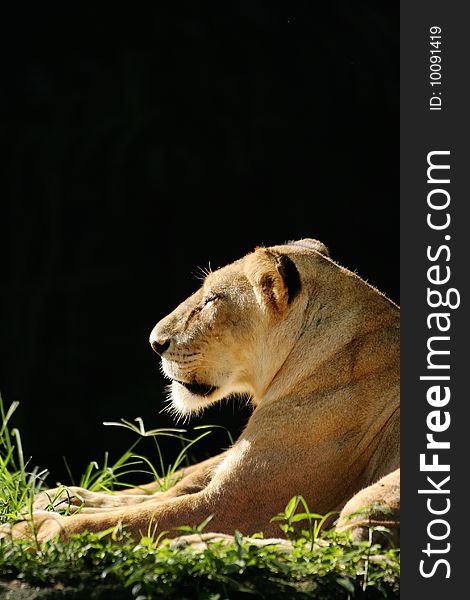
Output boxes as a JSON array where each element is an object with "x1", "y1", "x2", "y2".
[{"x1": 192, "y1": 262, "x2": 213, "y2": 282}]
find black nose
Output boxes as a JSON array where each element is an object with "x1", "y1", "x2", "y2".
[{"x1": 151, "y1": 339, "x2": 171, "y2": 356}]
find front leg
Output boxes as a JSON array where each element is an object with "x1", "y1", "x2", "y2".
[
  {"x1": 2, "y1": 442, "x2": 291, "y2": 543},
  {"x1": 31, "y1": 486, "x2": 157, "y2": 513},
  {"x1": 31, "y1": 453, "x2": 227, "y2": 514},
  {"x1": 0, "y1": 491, "x2": 230, "y2": 543}
]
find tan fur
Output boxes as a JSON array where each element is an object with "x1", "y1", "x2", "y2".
[{"x1": 0, "y1": 239, "x2": 400, "y2": 544}]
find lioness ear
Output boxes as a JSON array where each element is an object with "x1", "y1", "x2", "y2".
[
  {"x1": 244, "y1": 248, "x2": 301, "y2": 314},
  {"x1": 287, "y1": 238, "x2": 330, "y2": 257}
]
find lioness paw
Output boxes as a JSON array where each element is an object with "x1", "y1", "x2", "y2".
[
  {"x1": 0, "y1": 512, "x2": 65, "y2": 543},
  {"x1": 32, "y1": 486, "x2": 89, "y2": 513},
  {"x1": 336, "y1": 470, "x2": 400, "y2": 547},
  {"x1": 32, "y1": 486, "x2": 146, "y2": 513}
]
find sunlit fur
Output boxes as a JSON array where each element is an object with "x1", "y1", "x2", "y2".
[{"x1": 3, "y1": 239, "x2": 400, "y2": 546}]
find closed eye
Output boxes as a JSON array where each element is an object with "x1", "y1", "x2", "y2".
[
  {"x1": 184, "y1": 294, "x2": 221, "y2": 329},
  {"x1": 202, "y1": 294, "x2": 219, "y2": 307}
]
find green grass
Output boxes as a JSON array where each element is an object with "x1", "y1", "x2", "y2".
[{"x1": 0, "y1": 396, "x2": 399, "y2": 599}]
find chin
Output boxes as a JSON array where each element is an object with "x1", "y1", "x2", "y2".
[{"x1": 169, "y1": 380, "x2": 222, "y2": 416}]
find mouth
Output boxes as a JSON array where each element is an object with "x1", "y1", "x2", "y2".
[{"x1": 174, "y1": 379, "x2": 217, "y2": 397}]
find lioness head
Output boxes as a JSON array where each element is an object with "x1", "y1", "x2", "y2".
[{"x1": 149, "y1": 239, "x2": 333, "y2": 416}]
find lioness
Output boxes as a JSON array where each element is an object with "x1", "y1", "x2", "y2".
[{"x1": 1, "y1": 239, "x2": 399, "y2": 544}]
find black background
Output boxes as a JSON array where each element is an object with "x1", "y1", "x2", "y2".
[{"x1": 1, "y1": 3, "x2": 398, "y2": 484}]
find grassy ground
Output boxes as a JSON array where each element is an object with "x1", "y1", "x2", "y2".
[{"x1": 0, "y1": 397, "x2": 399, "y2": 599}]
